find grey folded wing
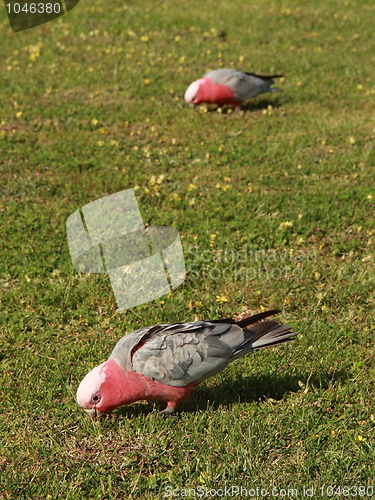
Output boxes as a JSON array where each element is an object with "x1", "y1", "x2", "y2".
[
  {"x1": 205, "y1": 68, "x2": 279, "y2": 101},
  {"x1": 111, "y1": 319, "x2": 297, "y2": 388},
  {"x1": 130, "y1": 321, "x2": 245, "y2": 387}
]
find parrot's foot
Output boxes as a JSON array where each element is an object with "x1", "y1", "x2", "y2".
[
  {"x1": 159, "y1": 401, "x2": 177, "y2": 415},
  {"x1": 234, "y1": 105, "x2": 242, "y2": 112}
]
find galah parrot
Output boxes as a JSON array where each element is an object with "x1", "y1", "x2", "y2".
[
  {"x1": 184, "y1": 69, "x2": 283, "y2": 110},
  {"x1": 76, "y1": 309, "x2": 297, "y2": 417}
]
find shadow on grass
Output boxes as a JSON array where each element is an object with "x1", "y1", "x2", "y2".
[
  {"x1": 205, "y1": 95, "x2": 285, "y2": 114},
  {"x1": 241, "y1": 96, "x2": 285, "y2": 112},
  {"x1": 113, "y1": 368, "x2": 349, "y2": 419}
]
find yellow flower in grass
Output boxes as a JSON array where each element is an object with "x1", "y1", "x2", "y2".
[
  {"x1": 210, "y1": 234, "x2": 217, "y2": 241},
  {"x1": 216, "y1": 295, "x2": 228, "y2": 303},
  {"x1": 278, "y1": 221, "x2": 293, "y2": 230}
]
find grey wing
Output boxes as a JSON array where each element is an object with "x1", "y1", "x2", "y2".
[
  {"x1": 205, "y1": 68, "x2": 238, "y2": 84},
  {"x1": 110, "y1": 325, "x2": 167, "y2": 371},
  {"x1": 229, "y1": 72, "x2": 274, "y2": 100},
  {"x1": 131, "y1": 321, "x2": 245, "y2": 387},
  {"x1": 205, "y1": 68, "x2": 279, "y2": 101}
]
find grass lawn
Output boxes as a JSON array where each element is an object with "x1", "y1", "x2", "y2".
[{"x1": 1, "y1": 0, "x2": 375, "y2": 498}]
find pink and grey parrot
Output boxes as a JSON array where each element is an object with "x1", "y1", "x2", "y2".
[
  {"x1": 184, "y1": 69, "x2": 283, "y2": 110},
  {"x1": 76, "y1": 309, "x2": 297, "y2": 417}
]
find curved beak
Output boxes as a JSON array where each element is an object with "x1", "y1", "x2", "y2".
[{"x1": 84, "y1": 408, "x2": 102, "y2": 419}]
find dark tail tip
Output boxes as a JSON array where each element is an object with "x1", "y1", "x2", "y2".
[{"x1": 237, "y1": 309, "x2": 281, "y2": 329}]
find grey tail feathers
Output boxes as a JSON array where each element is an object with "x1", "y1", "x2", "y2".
[
  {"x1": 245, "y1": 73, "x2": 283, "y2": 93},
  {"x1": 268, "y1": 87, "x2": 282, "y2": 93},
  {"x1": 208, "y1": 309, "x2": 296, "y2": 352},
  {"x1": 232, "y1": 320, "x2": 297, "y2": 360}
]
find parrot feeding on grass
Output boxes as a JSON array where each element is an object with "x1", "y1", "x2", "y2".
[
  {"x1": 76, "y1": 309, "x2": 297, "y2": 417},
  {"x1": 184, "y1": 68, "x2": 283, "y2": 110}
]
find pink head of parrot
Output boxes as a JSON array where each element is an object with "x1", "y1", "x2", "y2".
[
  {"x1": 76, "y1": 357, "x2": 199, "y2": 417},
  {"x1": 76, "y1": 358, "x2": 133, "y2": 417},
  {"x1": 185, "y1": 76, "x2": 240, "y2": 106},
  {"x1": 184, "y1": 79, "x2": 203, "y2": 104}
]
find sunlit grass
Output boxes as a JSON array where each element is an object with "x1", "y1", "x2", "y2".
[{"x1": 1, "y1": 0, "x2": 375, "y2": 498}]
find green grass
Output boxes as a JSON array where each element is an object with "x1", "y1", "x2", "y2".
[{"x1": 1, "y1": 0, "x2": 375, "y2": 497}]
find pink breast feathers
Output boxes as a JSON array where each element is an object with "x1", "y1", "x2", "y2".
[{"x1": 195, "y1": 77, "x2": 240, "y2": 106}]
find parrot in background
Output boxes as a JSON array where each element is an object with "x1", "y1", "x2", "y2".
[
  {"x1": 76, "y1": 309, "x2": 297, "y2": 418},
  {"x1": 184, "y1": 69, "x2": 283, "y2": 111}
]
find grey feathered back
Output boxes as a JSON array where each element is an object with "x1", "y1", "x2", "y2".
[
  {"x1": 205, "y1": 68, "x2": 282, "y2": 101},
  {"x1": 110, "y1": 311, "x2": 297, "y2": 388}
]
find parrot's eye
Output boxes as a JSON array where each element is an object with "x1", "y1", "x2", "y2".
[{"x1": 91, "y1": 394, "x2": 101, "y2": 404}]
